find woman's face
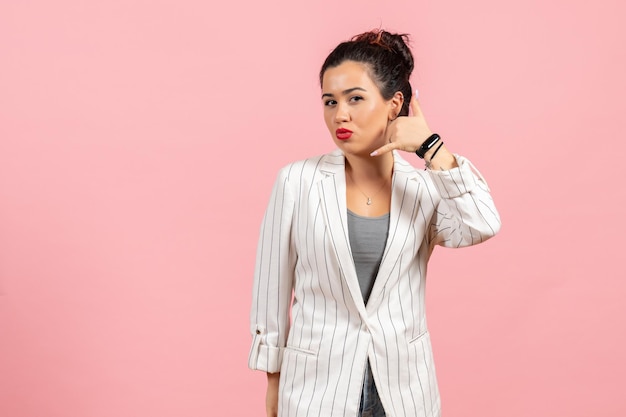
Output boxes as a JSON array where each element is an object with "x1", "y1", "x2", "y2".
[{"x1": 321, "y1": 60, "x2": 399, "y2": 157}]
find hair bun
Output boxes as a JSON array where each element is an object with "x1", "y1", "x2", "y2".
[{"x1": 352, "y1": 30, "x2": 414, "y2": 73}]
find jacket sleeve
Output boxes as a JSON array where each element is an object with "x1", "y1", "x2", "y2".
[
  {"x1": 248, "y1": 166, "x2": 296, "y2": 373},
  {"x1": 427, "y1": 155, "x2": 501, "y2": 248}
]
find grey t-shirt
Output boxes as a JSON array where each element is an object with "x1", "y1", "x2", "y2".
[{"x1": 347, "y1": 210, "x2": 390, "y2": 304}]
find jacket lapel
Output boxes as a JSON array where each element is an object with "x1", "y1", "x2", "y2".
[
  {"x1": 317, "y1": 150, "x2": 421, "y2": 317},
  {"x1": 366, "y1": 152, "x2": 421, "y2": 312},
  {"x1": 318, "y1": 150, "x2": 368, "y2": 317}
]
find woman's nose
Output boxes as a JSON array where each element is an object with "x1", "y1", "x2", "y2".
[{"x1": 334, "y1": 103, "x2": 350, "y2": 123}]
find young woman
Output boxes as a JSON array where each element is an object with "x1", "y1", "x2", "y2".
[{"x1": 248, "y1": 29, "x2": 501, "y2": 417}]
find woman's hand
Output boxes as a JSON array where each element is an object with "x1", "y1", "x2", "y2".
[
  {"x1": 371, "y1": 95, "x2": 432, "y2": 156},
  {"x1": 266, "y1": 372, "x2": 280, "y2": 417},
  {"x1": 371, "y1": 95, "x2": 457, "y2": 170}
]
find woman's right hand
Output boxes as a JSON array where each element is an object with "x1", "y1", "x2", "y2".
[{"x1": 266, "y1": 372, "x2": 280, "y2": 417}]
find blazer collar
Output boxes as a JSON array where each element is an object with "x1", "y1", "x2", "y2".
[
  {"x1": 318, "y1": 149, "x2": 421, "y2": 317},
  {"x1": 367, "y1": 153, "x2": 423, "y2": 312},
  {"x1": 319, "y1": 148, "x2": 419, "y2": 180},
  {"x1": 318, "y1": 150, "x2": 363, "y2": 314}
]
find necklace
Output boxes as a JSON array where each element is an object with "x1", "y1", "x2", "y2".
[{"x1": 346, "y1": 170, "x2": 389, "y2": 205}]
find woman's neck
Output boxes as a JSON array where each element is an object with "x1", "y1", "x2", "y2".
[{"x1": 344, "y1": 152, "x2": 394, "y2": 182}]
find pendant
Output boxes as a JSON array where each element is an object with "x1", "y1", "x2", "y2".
[{"x1": 366, "y1": 198, "x2": 372, "y2": 205}]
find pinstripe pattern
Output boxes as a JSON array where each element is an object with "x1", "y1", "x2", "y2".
[{"x1": 249, "y1": 149, "x2": 501, "y2": 417}]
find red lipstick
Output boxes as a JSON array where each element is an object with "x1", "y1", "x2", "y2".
[{"x1": 336, "y1": 128, "x2": 353, "y2": 140}]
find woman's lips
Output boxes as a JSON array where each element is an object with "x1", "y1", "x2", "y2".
[{"x1": 336, "y1": 128, "x2": 353, "y2": 140}]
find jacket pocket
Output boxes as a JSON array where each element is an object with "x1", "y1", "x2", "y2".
[
  {"x1": 284, "y1": 345, "x2": 318, "y2": 357},
  {"x1": 408, "y1": 330, "x2": 429, "y2": 345}
]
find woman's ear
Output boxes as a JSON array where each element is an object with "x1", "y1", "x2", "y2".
[{"x1": 388, "y1": 91, "x2": 405, "y2": 120}]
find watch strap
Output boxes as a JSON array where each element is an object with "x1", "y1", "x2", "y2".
[{"x1": 415, "y1": 133, "x2": 441, "y2": 159}]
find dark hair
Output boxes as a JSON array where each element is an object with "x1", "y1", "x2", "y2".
[{"x1": 319, "y1": 29, "x2": 414, "y2": 116}]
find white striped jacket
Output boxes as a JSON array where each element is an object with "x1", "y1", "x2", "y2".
[{"x1": 249, "y1": 149, "x2": 501, "y2": 417}]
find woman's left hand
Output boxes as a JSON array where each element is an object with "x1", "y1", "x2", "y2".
[{"x1": 370, "y1": 95, "x2": 433, "y2": 157}]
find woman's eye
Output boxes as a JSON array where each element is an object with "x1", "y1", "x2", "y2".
[
  {"x1": 350, "y1": 96, "x2": 364, "y2": 102},
  {"x1": 324, "y1": 99, "x2": 337, "y2": 106}
]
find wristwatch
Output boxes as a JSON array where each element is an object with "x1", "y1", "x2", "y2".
[{"x1": 415, "y1": 133, "x2": 440, "y2": 159}]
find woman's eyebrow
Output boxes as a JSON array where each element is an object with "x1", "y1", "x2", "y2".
[{"x1": 321, "y1": 87, "x2": 367, "y2": 99}]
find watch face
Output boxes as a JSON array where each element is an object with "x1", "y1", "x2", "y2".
[{"x1": 417, "y1": 134, "x2": 439, "y2": 158}]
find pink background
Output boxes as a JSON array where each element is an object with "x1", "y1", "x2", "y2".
[{"x1": 1, "y1": 0, "x2": 624, "y2": 416}]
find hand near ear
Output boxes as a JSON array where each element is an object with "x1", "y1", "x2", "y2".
[{"x1": 371, "y1": 95, "x2": 433, "y2": 157}]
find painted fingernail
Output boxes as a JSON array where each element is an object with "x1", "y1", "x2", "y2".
[
  {"x1": 370, "y1": 150, "x2": 378, "y2": 156},
  {"x1": 414, "y1": 89, "x2": 419, "y2": 99}
]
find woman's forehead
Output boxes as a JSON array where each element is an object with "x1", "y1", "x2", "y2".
[{"x1": 321, "y1": 61, "x2": 376, "y2": 93}]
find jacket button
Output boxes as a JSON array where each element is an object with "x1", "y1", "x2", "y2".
[{"x1": 256, "y1": 330, "x2": 261, "y2": 335}]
